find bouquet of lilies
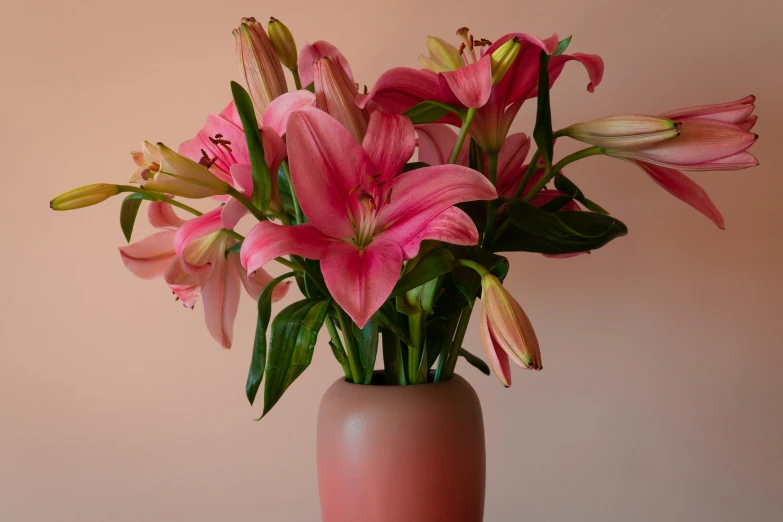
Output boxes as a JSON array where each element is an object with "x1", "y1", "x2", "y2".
[{"x1": 50, "y1": 17, "x2": 759, "y2": 416}]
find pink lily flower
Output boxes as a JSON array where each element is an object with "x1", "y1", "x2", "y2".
[
  {"x1": 119, "y1": 202, "x2": 288, "y2": 348},
  {"x1": 598, "y1": 96, "x2": 759, "y2": 228},
  {"x1": 241, "y1": 108, "x2": 497, "y2": 327},
  {"x1": 361, "y1": 30, "x2": 603, "y2": 153},
  {"x1": 178, "y1": 101, "x2": 288, "y2": 227}
]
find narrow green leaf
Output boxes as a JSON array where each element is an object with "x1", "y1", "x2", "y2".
[
  {"x1": 532, "y1": 51, "x2": 554, "y2": 169},
  {"x1": 495, "y1": 199, "x2": 628, "y2": 254},
  {"x1": 230, "y1": 81, "x2": 271, "y2": 212},
  {"x1": 245, "y1": 271, "x2": 295, "y2": 406},
  {"x1": 358, "y1": 320, "x2": 379, "y2": 384},
  {"x1": 554, "y1": 173, "x2": 609, "y2": 215},
  {"x1": 262, "y1": 299, "x2": 331, "y2": 417},
  {"x1": 391, "y1": 248, "x2": 455, "y2": 298},
  {"x1": 459, "y1": 348, "x2": 490, "y2": 376},
  {"x1": 553, "y1": 35, "x2": 572, "y2": 56},
  {"x1": 468, "y1": 138, "x2": 482, "y2": 172},
  {"x1": 403, "y1": 101, "x2": 467, "y2": 124},
  {"x1": 119, "y1": 193, "x2": 144, "y2": 243}
]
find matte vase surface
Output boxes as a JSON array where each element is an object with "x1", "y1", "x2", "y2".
[{"x1": 317, "y1": 372, "x2": 486, "y2": 522}]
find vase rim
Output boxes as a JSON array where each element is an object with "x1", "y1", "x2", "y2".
[{"x1": 338, "y1": 370, "x2": 465, "y2": 388}]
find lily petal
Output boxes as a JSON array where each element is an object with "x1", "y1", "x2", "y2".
[
  {"x1": 320, "y1": 239, "x2": 403, "y2": 328},
  {"x1": 415, "y1": 124, "x2": 466, "y2": 167},
  {"x1": 632, "y1": 160, "x2": 725, "y2": 229},
  {"x1": 241, "y1": 221, "x2": 333, "y2": 275},
  {"x1": 298, "y1": 40, "x2": 354, "y2": 87},
  {"x1": 548, "y1": 53, "x2": 605, "y2": 94},
  {"x1": 287, "y1": 108, "x2": 375, "y2": 238},
  {"x1": 397, "y1": 207, "x2": 479, "y2": 259},
  {"x1": 163, "y1": 257, "x2": 203, "y2": 308},
  {"x1": 230, "y1": 253, "x2": 290, "y2": 302},
  {"x1": 497, "y1": 133, "x2": 531, "y2": 180},
  {"x1": 174, "y1": 208, "x2": 224, "y2": 275},
  {"x1": 374, "y1": 165, "x2": 497, "y2": 248},
  {"x1": 359, "y1": 67, "x2": 444, "y2": 113},
  {"x1": 148, "y1": 201, "x2": 185, "y2": 230},
  {"x1": 478, "y1": 301, "x2": 512, "y2": 387},
  {"x1": 118, "y1": 231, "x2": 177, "y2": 279},
  {"x1": 362, "y1": 111, "x2": 416, "y2": 182},
  {"x1": 201, "y1": 235, "x2": 242, "y2": 349},
  {"x1": 439, "y1": 57, "x2": 492, "y2": 108},
  {"x1": 262, "y1": 90, "x2": 316, "y2": 135}
]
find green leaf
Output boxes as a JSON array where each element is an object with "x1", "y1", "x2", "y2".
[
  {"x1": 245, "y1": 272, "x2": 295, "y2": 406},
  {"x1": 403, "y1": 101, "x2": 467, "y2": 124},
  {"x1": 262, "y1": 298, "x2": 331, "y2": 417},
  {"x1": 402, "y1": 162, "x2": 430, "y2": 173},
  {"x1": 119, "y1": 193, "x2": 144, "y2": 243},
  {"x1": 495, "y1": 199, "x2": 628, "y2": 255},
  {"x1": 225, "y1": 240, "x2": 243, "y2": 257},
  {"x1": 391, "y1": 247, "x2": 455, "y2": 298},
  {"x1": 303, "y1": 81, "x2": 315, "y2": 93},
  {"x1": 532, "y1": 51, "x2": 554, "y2": 169},
  {"x1": 230, "y1": 81, "x2": 271, "y2": 212},
  {"x1": 538, "y1": 195, "x2": 574, "y2": 212},
  {"x1": 459, "y1": 348, "x2": 490, "y2": 376},
  {"x1": 553, "y1": 35, "x2": 572, "y2": 56},
  {"x1": 468, "y1": 138, "x2": 482, "y2": 172},
  {"x1": 553, "y1": 173, "x2": 609, "y2": 214},
  {"x1": 358, "y1": 320, "x2": 379, "y2": 384}
]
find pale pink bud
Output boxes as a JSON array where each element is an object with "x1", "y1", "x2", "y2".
[
  {"x1": 313, "y1": 56, "x2": 369, "y2": 142},
  {"x1": 478, "y1": 273, "x2": 541, "y2": 387},
  {"x1": 233, "y1": 17, "x2": 288, "y2": 119},
  {"x1": 565, "y1": 115, "x2": 681, "y2": 150}
]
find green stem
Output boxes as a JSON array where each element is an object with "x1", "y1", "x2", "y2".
[
  {"x1": 483, "y1": 152, "x2": 500, "y2": 247},
  {"x1": 444, "y1": 301, "x2": 475, "y2": 379},
  {"x1": 407, "y1": 313, "x2": 426, "y2": 384},
  {"x1": 449, "y1": 108, "x2": 477, "y2": 164},
  {"x1": 512, "y1": 149, "x2": 542, "y2": 200},
  {"x1": 282, "y1": 160, "x2": 303, "y2": 224},
  {"x1": 456, "y1": 258, "x2": 490, "y2": 276},
  {"x1": 118, "y1": 186, "x2": 202, "y2": 216},
  {"x1": 226, "y1": 187, "x2": 268, "y2": 222},
  {"x1": 292, "y1": 68, "x2": 302, "y2": 90},
  {"x1": 335, "y1": 306, "x2": 364, "y2": 384},
  {"x1": 523, "y1": 146, "x2": 604, "y2": 202},
  {"x1": 381, "y1": 329, "x2": 404, "y2": 385},
  {"x1": 326, "y1": 317, "x2": 352, "y2": 380},
  {"x1": 434, "y1": 313, "x2": 460, "y2": 383}
]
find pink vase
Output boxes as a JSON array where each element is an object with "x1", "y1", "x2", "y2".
[{"x1": 316, "y1": 372, "x2": 486, "y2": 522}]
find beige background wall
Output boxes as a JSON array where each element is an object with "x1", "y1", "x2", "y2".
[{"x1": 2, "y1": 0, "x2": 781, "y2": 520}]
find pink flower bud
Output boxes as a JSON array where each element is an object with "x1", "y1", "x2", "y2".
[
  {"x1": 233, "y1": 17, "x2": 288, "y2": 119},
  {"x1": 313, "y1": 56, "x2": 369, "y2": 142},
  {"x1": 478, "y1": 273, "x2": 541, "y2": 387},
  {"x1": 565, "y1": 115, "x2": 681, "y2": 150}
]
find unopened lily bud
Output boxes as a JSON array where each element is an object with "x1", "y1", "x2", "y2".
[
  {"x1": 419, "y1": 36, "x2": 464, "y2": 73},
  {"x1": 565, "y1": 115, "x2": 681, "y2": 150},
  {"x1": 314, "y1": 56, "x2": 369, "y2": 142},
  {"x1": 478, "y1": 272, "x2": 541, "y2": 386},
  {"x1": 50, "y1": 183, "x2": 120, "y2": 210},
  {"x1": 233, "y1": 17, "x2": 288, "y2": 119},
  {"x1": 489, "y1": 36, "x2": 521, "y2": 86},
  {"x1": 268, "y1": 17, "x2": 297, "y2": 71},
  {"x1": 130, "y1": 142, "x2": 230, "y2": 199}
]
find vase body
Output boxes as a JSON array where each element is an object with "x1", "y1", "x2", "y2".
[{"x1": 317, "y1": 372, "x2": 485, "y2": 522}]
